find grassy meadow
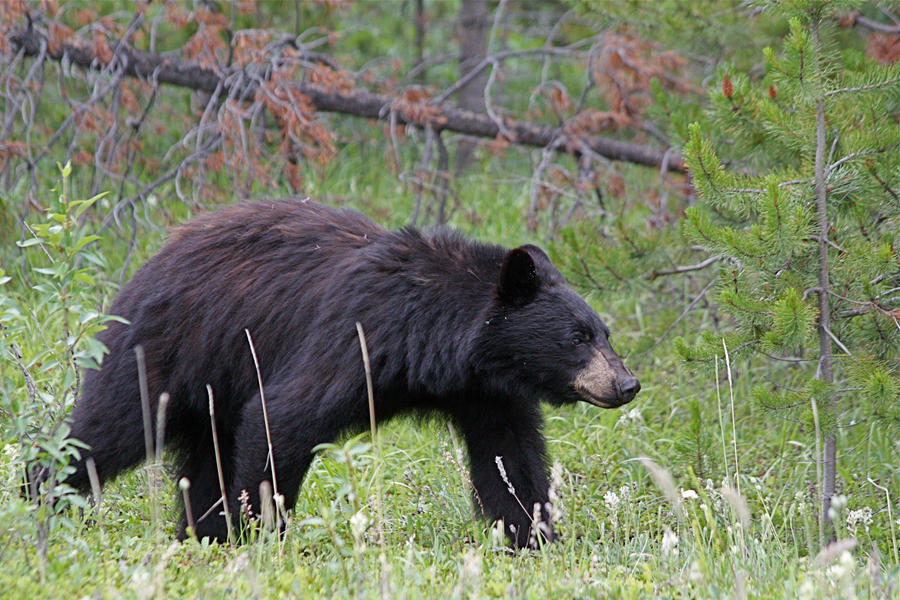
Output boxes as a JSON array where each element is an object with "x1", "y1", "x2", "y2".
[{"x1": 1, "y1": 147, "x2": 896, "y2": 599}]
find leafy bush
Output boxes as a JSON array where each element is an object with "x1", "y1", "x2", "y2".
[{"x1": 0, "y1": 164, "x2": 122, "y2": 557}]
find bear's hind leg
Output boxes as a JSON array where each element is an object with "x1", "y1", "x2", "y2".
[
  {"x1": 62, "y1": 362, "x2": 158, "y2": 493},
  {"x1": 227, "y1": 388, "x2": 336, "y2": 536},
  {"x1": 175, "y1": 425, "x2": 236, "y2": 542}
]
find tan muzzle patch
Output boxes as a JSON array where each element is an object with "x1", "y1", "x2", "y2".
[{"x1": 572, "y1": 349, "x2": 618, "y2": 408}]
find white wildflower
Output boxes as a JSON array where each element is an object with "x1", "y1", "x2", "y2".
[
  {"x1": 460, "y1": 548, "x2": 482, "y2": 583},
  {"x1": 452, "y1": 549, "x2": 483, "y2": 598},
  {"x1": 130, "y1": 567, "x2": 152, "y2": 600},
  {"x1": 530, "y1": 501, "x2": 552, "y2": 547},
  {"x1": 548, "y1": 461, "x2": 564, "y2": 503},
  {"x1": 0, "y1": 443, "x2": 18, "y2": 485},
  {"x1": 687, "y1": 560, "x2": 703, "y2": 583},
  {"x1": 547, "y1": 461, "x2": 564, "y2": 523},
  {"x1": 797, "y1": 578, "x2": 815, "y2": 600},
  {"x1": 846, "y1": 506, "x2": 873, "y2": 534},
  {"x1": 825, "y1": 550, "x2": 856, "y2": 598},
  {"x1": 603, "y1": 490, "x2": 620, "y2": 511},
  {"x1": 350, "y1": 510, "x2": 369, "y2": 545},
  {"x1": 2, "y1": 443, "x2": 17, "y2": 461},
  {"x1": 661, "y1": 527, "x2": 679, "y2": 559},
  {"x1": 224, "y1": 553, "x2": 249, "y2": 574},
  {"x1": 616, "y1": 407, "x2": 644, "y2": 427},
  {"x1": 545, "y1": 500, "x2": 562, "y2": 526},
  {"x1": 489, "y1": 520, "x2": 506, "y2": 548},
  {"x1": 681, "y1": 489, "x2": 699, "y2": 500},
  {"x1": 748, "y1": 475, "x2": 762, "y2": 492},
  {"x1": 827, "y1": 494, "x2": 848, "y2": 521}
]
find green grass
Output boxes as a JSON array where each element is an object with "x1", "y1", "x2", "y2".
[
  {"x1": 1, "y1": 153, "x2": 897, "y2": 599},
  {"x1": 3, "y1": 367, "x2": 896, "y2": 598}
]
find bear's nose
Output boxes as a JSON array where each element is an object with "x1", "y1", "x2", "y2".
[{"x1": 618, "y1": 376, "x2": 641, "y2": 402}]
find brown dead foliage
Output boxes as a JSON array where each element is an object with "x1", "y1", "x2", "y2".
[
  {"x1": 77, "y1": 105, "x2": 114, "y2": 136},
  {"x1": 605, "y1": 172, "x2": 626, "y2": 199},
  {"x1": 120, "y1": 81, "x2": 141, "y2": 114},
  {"x1": 1, "y1": 0, "x2": 27, "y2": 27},
  {"x1": 47, "y1": 22, "x2": 73, "y2": 56},
  {"x1": 867, "y1": 33, "x2": 900, "y2": 64},
  {"x1": 562, "y1": 110, "x2": 631, "y2": 150},
  {"x1": 486, "y1": 133, "x2": 510, "y2": 157},
  {"x1": 195, "y1": 7, "x2": 228, "y2": 29},
  {"x1": 72, "y1": 149, "x2": 92, "y2": 166},
  {"x1": 233, "y1": 30, "x2": 273, "y2": 67},
  {"x1": 548, "y1": 85, "x2": 572, "y2": 116},
  {"x1": 593, "y1": 30, "x2": 692, "y2": 119},
  {"x1": 258, "y1": 73, "x2": 337, "y2": 167},
  {"x1": 0, "y1": 140, "x2": 28, "y2": 169},
  {"x1": 75, "y1": 9, "x2": 97, "y2": 28},
  {"x1": 389, "y1": 87, "x2": 447, "y2": 129},
  {"x1": 308, "y1": 65, "x2": 355, "y2": 94},
  {"x1": 184, "y1": 9, "x2": 228, "y2": 70},
  {"x1": 92, "y1": 32, "x2": 114, "y2": 66},
  {"x1": 166, "y1": 4, "x2": 191, "y2": 29},
  {"x1": 39, "y1": 0, "x2": 58, "y2": 18}
]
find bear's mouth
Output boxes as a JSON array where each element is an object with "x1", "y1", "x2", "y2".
[{"x1": 574, "y1": 387, "x2": 618, "y2": 408}]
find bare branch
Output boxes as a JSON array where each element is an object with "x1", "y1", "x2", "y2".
[
  {"x1": 847, "y1": 14, "x2": 900, "y2": 33},
  {"x1": 635, "y1": 277, "x2": 717, "y2": 357},
  {"x1": 648, "y1": 255, "x2": 721, "y2": 279},
  {"x1": 825, "y1": 76, "x2": 900, "y2": 97}
]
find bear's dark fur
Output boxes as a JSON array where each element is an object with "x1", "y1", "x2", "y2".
[{"x1": 62, "y1": 199, "x2": 639, "y2": 547}]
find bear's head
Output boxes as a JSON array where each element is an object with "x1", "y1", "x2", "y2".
[{"x1": 475, "y1": 244, "x2": 640, "y2": 408}]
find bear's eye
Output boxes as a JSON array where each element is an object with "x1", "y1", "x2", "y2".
[{"x1": 572, "y1": 331, "x2": 592, "y2": 346}]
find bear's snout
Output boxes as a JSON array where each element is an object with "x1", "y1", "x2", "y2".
[
  {"x1": 572, "y1": 346, "x2": 639, "y2": 408},
  {"x1": 615, "y1": 373, "x2": 641, "y2": 403}
]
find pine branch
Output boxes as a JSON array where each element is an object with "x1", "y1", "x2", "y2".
[{"x1": 5, "y1": 25, "x2": 686, "y2": 173}]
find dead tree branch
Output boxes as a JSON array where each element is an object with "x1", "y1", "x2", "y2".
[{"x1": 5, "y1": 25, "x2": 686, "y2": 174}]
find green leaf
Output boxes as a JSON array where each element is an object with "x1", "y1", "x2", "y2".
[{"x1": 72, "y1": 235, "x2": 101, "y2": 252}]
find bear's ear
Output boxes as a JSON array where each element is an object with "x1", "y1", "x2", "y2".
[{"x1": 498, "y1": 246, "x2": 541, "y2": 304}]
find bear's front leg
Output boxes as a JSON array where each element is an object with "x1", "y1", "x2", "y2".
[{"x1": 455, "y1": 400, "x2": 555, "y2": 548}]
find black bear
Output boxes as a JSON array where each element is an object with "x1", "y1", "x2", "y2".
[{"x1": 60, "y1": 199, "x2": 639, "y2": 547}]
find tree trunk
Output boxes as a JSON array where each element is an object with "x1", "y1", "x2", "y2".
[
  {"x1": 812, "y1": 16, "x2": 837, "y2": 545},
  {"x1": 455, "y1": 0, "x2": 490, "y2": 174},
  {"x1": 414, "y1": 0, "x2": 426, "y2": 85}
]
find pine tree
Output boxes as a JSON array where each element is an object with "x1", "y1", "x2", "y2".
[{"x1": 679, "y1": 0, "x2": 900, "y2": 546}]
